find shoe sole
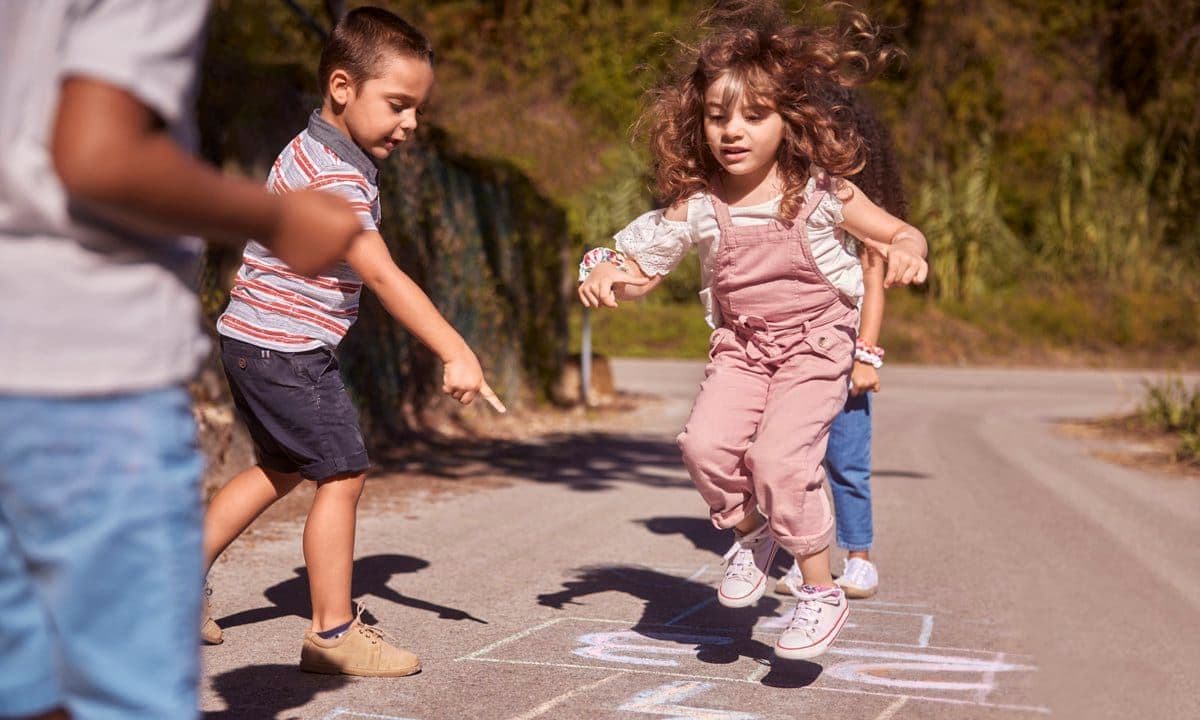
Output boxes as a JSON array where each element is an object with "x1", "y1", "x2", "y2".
[
  {"x1": 717, "y1": 542, "x2": 779, "y2": 608},
  {"x1": 201, "y1": 619, "x2": 223, "y2": 645},
  {"x1": 838, "y1": 583, "x2": 877, "y2": 599},
  {"x1": 773, "y1": 605, "x2": 850, "y2": 661},
  {"x1": 300, "y1": 661, "x2": 422, "y2": 677}
]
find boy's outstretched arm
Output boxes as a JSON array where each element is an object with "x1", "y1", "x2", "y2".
[
  {"x1": 345, "y1": 230, "x2": 505, "y2": 413},
  {"x1": 52, "y1": 77, "x2": 358, "y2": 275}
]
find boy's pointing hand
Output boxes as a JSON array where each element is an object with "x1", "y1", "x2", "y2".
[
  {"x1": 479, "y1": 380, "x2": 507, "y2": 414},
  {"x1": 443, "y1": 350, "x2": 507, "y2": 414}
]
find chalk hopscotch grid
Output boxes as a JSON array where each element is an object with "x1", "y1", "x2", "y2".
[{"x1": 453, "y1": 615, "x2": 1048, "y2": 715}]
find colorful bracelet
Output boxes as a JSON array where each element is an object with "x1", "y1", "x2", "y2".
[
  {"x1": 854, "y1": 347, "x2": 884, "y2": 368},
  {"x1": 854, "y1": 339, "x2": 884, "y2": 368},
  {"x1": 855, "y1": 338, "x2": 885, "y2": 358},
  {"x1": 578, "y1": 247, "x2": 628, "y2": 282}
]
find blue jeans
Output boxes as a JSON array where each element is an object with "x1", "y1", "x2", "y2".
[
  {"x1": 0, "y1": 388, "x2": 203, "y2": 720},
  {"x1": 825, "y1": 392, "x2": 873, "y2": 551}
]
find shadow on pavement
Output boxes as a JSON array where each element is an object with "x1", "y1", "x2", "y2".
[
  {"x1": 536, "y1": 563, "x2": 821, "y2": 685},
  {"x1": 204, "y1": 663, "x2": 348, "y2": 719},
  {"x1": 373, "y1": 431, "x2": 688, "y2": 492},
  {"x1": 873, "y1": 469, "x2": 931, "y2": 479},
  {"x1": 217, "y1": 553, "x2": 488, "y2": 630},
  {"x1": 634, "y1": 515, "x2": 794, "y2": 576}
]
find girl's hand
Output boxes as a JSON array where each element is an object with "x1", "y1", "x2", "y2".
[
  {"x1": 442, "y1": 348, "x2": 506, "y2": 413},
  {"x1": 860, "y1": 236, "x2": 929, "y2": 288},
  {"x1": 578, "y1": 262, "x2": 651, "y2": 308},
  {"x1": 849, "y1": 361, "x2": 881, "y2": 397}
]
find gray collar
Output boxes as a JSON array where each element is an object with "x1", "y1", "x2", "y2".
[{"x1": 306, "y1": 110, "x2": 378, "y2": 184}]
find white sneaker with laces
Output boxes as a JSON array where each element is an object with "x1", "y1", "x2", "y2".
[
  {"x1": 718, "y1": 523, "x2": 778, "y2": 608},
  {"x1": 835, "y1": 556, "x2": 879, "y2": 599},
  {"x1": 775, "y1": 560, "x2": 803, "y2": 595},
  {"x1": 774, "y1": 584, "x2": 849, "y2": 660}
]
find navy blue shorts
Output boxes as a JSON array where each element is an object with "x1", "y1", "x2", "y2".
[{"x1": 219, "y1": 336, "x2": 369, "y2": 481}]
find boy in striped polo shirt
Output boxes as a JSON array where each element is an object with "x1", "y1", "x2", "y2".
[{"x1": 206, "y1": 7, "x2": 503, "y2": 677}]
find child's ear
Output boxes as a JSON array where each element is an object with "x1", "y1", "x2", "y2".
[{"x1": 327, "y1": 69, "x2": 355, "y2": 107}]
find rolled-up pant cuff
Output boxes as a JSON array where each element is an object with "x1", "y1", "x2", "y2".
[
  {"x1": 710, "y1": 497, "x2": 758, "y2": 531},
  {"x1": 774, "y1": 517, "x2": 835, "y2": 558}
]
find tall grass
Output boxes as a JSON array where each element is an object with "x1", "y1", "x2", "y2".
[
  {"x1": 1139, "y1": 379, "x2": 1200, "y2": 462},
  {"x1": 1036, "y1": 118, "x2": 1187, "y2": 291},
  {"x1": 910, "y1": 136, "x2": 1022, "y2": 302}
]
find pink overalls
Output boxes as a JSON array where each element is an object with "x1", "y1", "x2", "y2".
[{"x1": 677, "y1": 178, "x2": 859, "y2": 557}]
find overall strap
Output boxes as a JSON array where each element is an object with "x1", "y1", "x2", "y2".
[
  {"x1": 707, "y1": 176, "x2": 737, "y2": 236},
  {"x1": 797, "y1": 188, "x2": 829, "y2": 227},
  {"x1": 797, "y1": 172, "x2": 835, "y2": 227}
]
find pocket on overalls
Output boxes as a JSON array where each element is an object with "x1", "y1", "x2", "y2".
[{"x1": 802, "y1": 329, "x2": 852, "y2": 367}]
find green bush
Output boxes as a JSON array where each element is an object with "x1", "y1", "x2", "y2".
[{"x1": 1139, "y1": 378, "x2": 1200, "y2": 462}]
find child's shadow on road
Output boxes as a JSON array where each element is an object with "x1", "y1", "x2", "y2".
[
  {"x1": 217, "y1": 553, "x2": 487, "y2": 629},
  {"x1": 204, "y1": 663, "x2": 347, "y2": 719},
  {"x1": 635, "y1": 515, "x2": 793, "y2": 574},
  {"x1": 536, "y1": 561, "x2": 821, "y2": 687}
]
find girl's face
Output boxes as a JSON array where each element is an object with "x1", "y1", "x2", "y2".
[{"x1": 702, "y1": 74, "x2": 785, "y2": 181}]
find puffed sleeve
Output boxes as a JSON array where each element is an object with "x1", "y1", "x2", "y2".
[
  {"x1": 807, "y1": 170, "x2": 856, "y2": 255},
  {"x1": 807, "y1": 170, "x2": 846, "y2": 228},
  {"x1": 613, "y1": 209, "x2": 694, "y2": 277}
]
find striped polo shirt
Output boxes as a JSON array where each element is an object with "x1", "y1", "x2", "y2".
[{"x1": 217, "y1": 110, "x2": 380, "y2": 351}]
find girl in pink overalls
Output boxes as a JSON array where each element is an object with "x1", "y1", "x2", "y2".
[{"x1": 579, "y1": 4, "x2": 928, "y2": 660}]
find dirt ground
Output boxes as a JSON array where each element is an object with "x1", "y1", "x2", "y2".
[{"x1": 1056, "y1": 415, "x2": 1200, "y2": 480}]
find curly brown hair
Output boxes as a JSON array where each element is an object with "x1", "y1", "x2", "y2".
[
  {"x1": 640, "y1": 1, "x2": 900, "y2": 222},
  {"x1": 840, "y1": 87, "x2": 908, "y2": 220}
]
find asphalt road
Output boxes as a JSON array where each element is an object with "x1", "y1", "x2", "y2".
[{"x1": 200, "y1": 360, "x2": 1199, "y2": 719}]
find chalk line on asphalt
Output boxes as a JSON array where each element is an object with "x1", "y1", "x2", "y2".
[
  {"x1": 506, "y1": 672, "x2": 625, "y2": 720},
  {"x1": 457, "y1": 616, "x2": 1049, "y2": 714},
  {"x1": 872, "y1": 695, "x2": 910, "y2": 720},
  {"x1": 463, "y1": 656, "x2": 1050, "y2": 714}
]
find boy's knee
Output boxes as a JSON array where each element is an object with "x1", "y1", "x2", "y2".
[{"x1": 316, "y1": 472, "x2": 366, "y2": 500}]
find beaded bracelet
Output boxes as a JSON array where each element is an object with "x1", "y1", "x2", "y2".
[{"x1": 578, "y1": 247, "x2": 629, "y2": 282}]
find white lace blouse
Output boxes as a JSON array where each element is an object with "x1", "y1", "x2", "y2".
[{"x1": 613, "y1": 175, "x2": 863, "y2": 328}]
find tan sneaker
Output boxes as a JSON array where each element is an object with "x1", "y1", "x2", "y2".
[
  {"x1": 300, "y1": 612, "x2": 421, "y2": 677},
  {"x1": 201, "y1": 584, "x2": 223, "y2": 645}
]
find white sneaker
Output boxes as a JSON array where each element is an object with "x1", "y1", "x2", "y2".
[
  {"x1": 774, "y1": 585, "x2": 849, "y2": 660},
  {"x1": 717, "y1": 523, "x2": 778, "y2": 608},
  {"x1": 775, "y1": 560, "x2": 803, "y2": 595},
  {"x1": 835, "y1": 557, "x2": 879, "y2": 599}
]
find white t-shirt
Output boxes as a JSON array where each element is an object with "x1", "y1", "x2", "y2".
[{"x1": 0, "y1": 1, "x2": 212, "y2": 395}]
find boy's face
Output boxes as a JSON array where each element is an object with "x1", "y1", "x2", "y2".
[{"x1": 335, "y1": 54, "x2": 434, "y2": 160}]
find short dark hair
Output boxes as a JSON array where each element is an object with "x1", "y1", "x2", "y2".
[{"x1": 317, "y1": 7, "x2": 434, "y2": 93}]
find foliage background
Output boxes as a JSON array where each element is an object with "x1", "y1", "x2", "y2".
[{"x1": 197, "y1": 0, "x2": 1200, "y2": 440}]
